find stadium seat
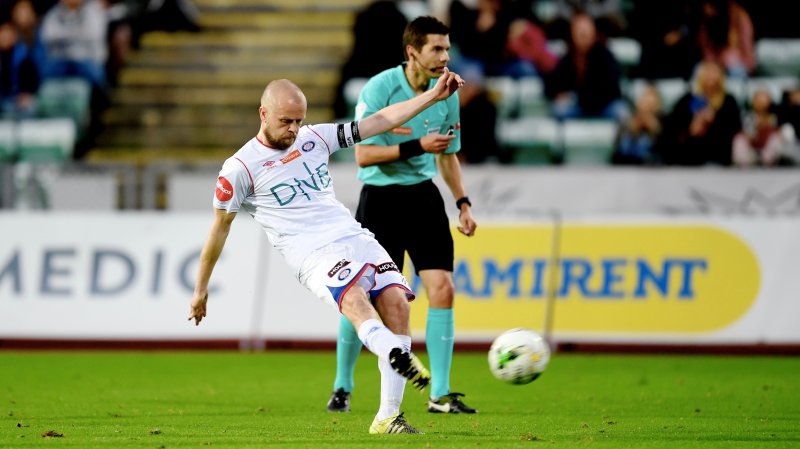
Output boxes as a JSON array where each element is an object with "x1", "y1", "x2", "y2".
[
  {"x1": 535, "y1": 0, "x2": 558, "y2": 22},
  {"x1": 496, "y1": 116, "x2": 560, "y2": 164},
  {"x1": 546, "y1": 40, "x2": 567, "y2": 59},
  {"x1": 628, "y1": 78, "x2": 689, "y2": 112},
  {"x1": 517, "y1": 77, "x2": 549, "y2": 116},
  {"x1": 342, "y1": 77, "x2": 368, "y2": 119},
  {"x1": 486, "y1": 76, "x2": 518, "y2": 118},
  {"x1": 755, "y1": 39, "x2": 800, "y2": 76},
  {"x1": 16, "y1": 118, "x2": 77, "y2": 163},
  {"x1": 330, "y1": 147, "x2": 356, "y2": 163},
  {"x1": 0, "y1": 120, "x2": 18, "y2": 162},
  {"x1": 36, "y1": 77, "x2": 92, "y2": 135},
  {"x1": 561, "y1": 119, "x2": 617, "y2": 165},
  {"x1": 745, "y1": 76, "x2": 799, "y2": 105},
  {"x1": 725, "y1": 77, "x2": 747, "y2": 105},
  {"x1": 608, "y1": 37, "x2": 641, "y2": 73}
]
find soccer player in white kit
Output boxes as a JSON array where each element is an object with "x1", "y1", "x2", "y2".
[{"x1": 188, "y1": 69, "x2": 464, "y2": 434}]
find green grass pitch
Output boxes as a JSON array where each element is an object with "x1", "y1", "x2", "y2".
[{"x1": 1, "y1": 351, "x2": 798, "y2": 448}]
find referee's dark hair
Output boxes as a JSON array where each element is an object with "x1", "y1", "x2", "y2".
[{"x1": 402, "y1": 16, "x2": 450, "y2": 58}]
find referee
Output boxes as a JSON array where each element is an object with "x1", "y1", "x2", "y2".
[{"x1": 327, "y1": 16, "x2": 478, "y2": 415}]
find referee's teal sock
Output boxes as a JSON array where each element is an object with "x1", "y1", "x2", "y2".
[
  {"x1": 426, "y1": 307, "x2": 454, "y2": 399},
  {"x1": 333, "y1": 315, "x2": 362, "y2": 393}
]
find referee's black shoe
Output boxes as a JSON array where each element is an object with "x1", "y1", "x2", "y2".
[
  {"x1": 326, "y1": 388, "x2": 351, "y2": 412},
  {"x1": 427, "y1": 392, "x2": 478, "y2": 414}
]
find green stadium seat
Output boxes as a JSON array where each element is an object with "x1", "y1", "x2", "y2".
[
  {"x1": 0, "y1": 120, "x2": 18, "y2": 162},
  {"x1": 497, "y1": 116, "x2": 559, "y2": 164},
  {"x1": 725, "y1": 77, "x2": 747, "y2": 105},
  {"x1": 745, "y1": 76, "x2": 799, "y2": 105},
  {"x1": 755, "y1": 39, "x2": 800, "y2": 76},
  {"x1": 608, "y1": 38, "x2": 641, "y2": 75},
  {"x1": 36, "y1": 77, "x2": 92, "y2": 134},
  {"x1": 486, "y1": 76, "x2": 518, "y2": 118},
  {"x1": 562, "y1": 119, "x2": 617, "y2": 165},
  {"x1": 342, "y1": 77, "x2": 368, "y2": 120},
  {"x1": 517, "y1": 77, "x2": 549, "y2": 116},
  {"x1": 16, "y1": 118, "x2": 77, "y2": 163},
  {"x1": 330, "y1": 147, "x2": 356, "y2": 163},
  {"x1": 546, "y1": 39, "x2": 567, "y2": 59},
  {"x1": 628, "y1": 78, "x2": 688, "y2": 112}
]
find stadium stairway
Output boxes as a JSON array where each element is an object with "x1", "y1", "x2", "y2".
[{"x1": 88, "y1": 0, "x2": 370, "y2": 164}]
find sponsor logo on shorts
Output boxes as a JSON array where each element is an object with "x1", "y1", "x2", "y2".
[
  {"x1": 280, "y1": 149, "x2": 301, "y2": 164},
  {"x1": 301, "y1": 141, "x2": 315, "y2": 152},
  {"x1": 327, "y1": 259, "x2": 351, "y2": 277},
  {"x1": 338, "y1": 268, "x2": 352, "y2": 281},
  {"x1": 215, "y1": 176, "x2": 233, "y2": 201},
  {"x1": 376, "y1": 262, "x2": 399, "y2": 273}
]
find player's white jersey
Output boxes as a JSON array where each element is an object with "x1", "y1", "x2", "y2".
[{"x1": 213, "y1": 122, "x2": 369, "y2": 276}]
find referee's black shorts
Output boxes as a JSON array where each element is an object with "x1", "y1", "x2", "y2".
[{"x1": 355, "y1": 179, "x2": 454, "y2": 274}]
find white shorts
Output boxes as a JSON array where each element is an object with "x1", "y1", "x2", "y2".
[{"x1": 299, "y1": 233, "x2": 415, "y2": 312}]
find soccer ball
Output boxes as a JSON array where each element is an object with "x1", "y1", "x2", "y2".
[{"x1": 488, "y1": 328, "x2": 550, "y2": 385}]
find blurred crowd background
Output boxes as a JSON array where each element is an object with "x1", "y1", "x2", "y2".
[
  {"x1": 0, "y1": 0, "x2": 799, "y2": 209},
  {"x1": 335, "y1": 0, "x2": 800, "y2": 167}
]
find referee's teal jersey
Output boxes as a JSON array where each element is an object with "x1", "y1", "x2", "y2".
[{"x1": 354, "y1": 64, "x2": 461, "y2": 186}]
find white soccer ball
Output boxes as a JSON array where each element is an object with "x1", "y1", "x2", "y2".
[{"x1": 488, "y1": 328, "x2": 551, "y2": 385}]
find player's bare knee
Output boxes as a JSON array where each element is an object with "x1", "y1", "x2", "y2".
[
  {"x1": 374, "y1": 287, "x2": 410, "y2": 333},
  {"x1": 340, "y1": 285, "x2": 378, "y2": 327},
  {"x1": 426, "y1": 276, "x2": 455, "y2": 308}
]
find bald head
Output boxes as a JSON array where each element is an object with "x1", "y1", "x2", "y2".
[
  {"x1": 261, "y1": 79, "x2": 307, "y2": 109},
  {"x1": 258, "y1": 79, "x2": 307, "y2": 150}
]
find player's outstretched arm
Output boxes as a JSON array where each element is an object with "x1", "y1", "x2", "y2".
[
  {"x1": 356, "y1": 68, "x2": 464, "y2": 141},
  {"x1": 189, "y1": 208, "x2": 236, "y2": 326}
]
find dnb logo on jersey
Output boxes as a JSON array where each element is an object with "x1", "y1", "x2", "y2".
[{"x1": 215, "y1": 176, "x2": 233, "y2": 201}]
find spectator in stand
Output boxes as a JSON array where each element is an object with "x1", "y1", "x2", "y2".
[
  {"x1": 102, "y1": 0, "x2": 136, "y2": 86},
  {"x1": 696, "y1": 0, "x2": 755, "y2": 80},
  {"x1": 547, "y1": 0, "x2": 627, "y2": 41},
  {"x1": 0, "y1": 0, "x2": 44, "y2": 118},
  {"x1": 630, "y1": 0, "x2": 700, "y2": 80},
  {"x1": 332, "y1": 0, "x2": 408, "y2": 119},
  {"x1": 732, "y1": 89, "x2": 785, "y2": 167},
  {"x1": 447, "y1": 0, "x2": 539, "y2": 79},
  {"x1": 611, "y1": 83, "x2": 663, "y2": 165},
  {"x1": 40, "y1": 0, "x2": 108, "y2": 89},
  {"x1": 456, "y1": 68, "x2": 510, "y2": 164},
  {"x1": 658, "y1": 61, "x2": 741, "y2": 166},
  {"x1": 544, "y1": 12, "x2": 628, "y2": 122},
  {"x1": 506, "y1": 1, "x2": 558, "y2": 77},
  {"x1": 0, "y1": 22, "x2": 18, "y2": 111},
  {"x1": 777, "y1": 86, "x2": 800, "y2": 164}
]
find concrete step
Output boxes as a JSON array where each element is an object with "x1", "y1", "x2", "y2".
[
  {"x1": 96, "y1": 124, "x2": 255, "y2": 148},
  {"x1": 87, "y1": 146, "x2": 235, "y2": 164},
  {"x1": 197, "y1": 10, "x2": 353, "y2": 29},
  {"x1": 193, "y1": 0, "x2": 369, "y2": 11},
  {"x1": 117, "y1": 67, "x2": 339, "y2": 88},
  {"x1": 139, "y1": 30, "x2": 352, "y2": 50},
  {"x1": 101, "y1": 104, "x2": 333, "y2": 127},
  {"x1": 126, "y1": 47, "x2": 348, "y2": 69}
]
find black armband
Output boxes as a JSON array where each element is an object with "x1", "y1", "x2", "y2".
[
  {"x1": 398, "y1": 139, "x2": 424, "y2": 160},
  {"x1": 336, "y1": 121, "x2": 362, "y2": 148},
  {"x1": 456, "y1": 196, "x2": 472, "y2": 210}
]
